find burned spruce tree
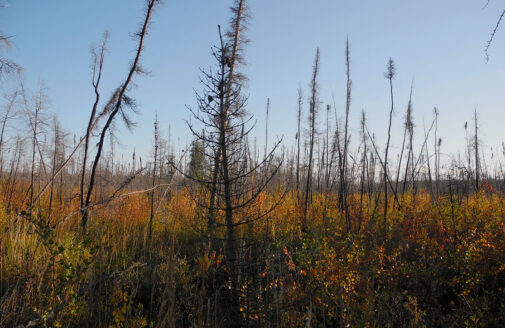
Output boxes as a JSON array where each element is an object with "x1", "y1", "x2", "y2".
[
  {"x1": 184, "y1": 0, "x2": 283, "y2": 325},
  {"x1": 80, "y1": 0, "x2": 160, "y2": 230}
]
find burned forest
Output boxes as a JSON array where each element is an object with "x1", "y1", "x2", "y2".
[{"x1": 2, "y1": 1, "x2": 505, "y2": 327}]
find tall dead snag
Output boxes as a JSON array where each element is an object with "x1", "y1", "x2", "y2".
[
  {"x1": 395, "y1": 82, "x2": 413, "y2": 197},
  {"x1": 328, "y1": 102, "x2": 340, "y2": 191},
  {"x1": 359, "y1": 110, "x2": 367, "y2": 230},
  {"x1": 464, "y1": 121, "x2": 472, "y2": 196},
  {"x1": 433, "y1": 107, "x2": 440, "y2": 197},
  {"x1": 264, "y1": 98, "x2": 270, "y2": 160},
  {"x1": 340, "y1": 39, "x2": 351, "y2": 232},
  {"x1": 324, "y1": 104, "x2": 330, "y2": 191},
  {"x1": 296, "y1": 87, "x2": 303, "y2": 193},
  {"x1": 80, "y1": 32, "x2": 108, "y2": 220},
  {"x1": 184, "y1": 1, "x2": 283, "y2": 324},
  {"x1": 474, "y1": 109, "x2": 480, "y2": 191},
  {"x1": 22, "y1": 84, "x2": 48, "y2": 213},
  {"x1": 436, "y1": 137, "x2": 442, "y2": 195},
  {"x1": 147, "y1": 114, "x2": 159, "y2": 247},
  {"x1": 6, "y1": 135, "x2": 23, "y2": 214},
  {"x1": 29, "y1": 92, "x2": 39, "y2": 211},
  {"x1": 422, "y1": 110, "x2": 437, "y2": 200},
  {"x1": 383, "y1": 58, "x2": 396, "y2": 228},
  {"x1": 48, "y1": 117, "x2": 61, "y2": 221},
  {"x1": 0, "y1": 85, "x2": 19, "y2": 175},
  {"x1": 81, "y1": 0, "x2": 159, "y2": 230},
  {"x1": 146, "y1": 114, "x2": 159, "y2": 323},
  {"x1": 402, "y1": 84, "x2": 415, "y2": 194},
  {"x1": 303, "y1": 48, "x2": 320, "y2": 230}
]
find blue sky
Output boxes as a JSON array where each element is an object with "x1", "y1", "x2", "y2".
[{"x1": 2, "y1": 0, "x2": 505, "y2": 168}]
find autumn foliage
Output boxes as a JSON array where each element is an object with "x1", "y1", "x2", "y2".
[{"x1": 1, "y1": 184, "x2": 505, "y2": 327}]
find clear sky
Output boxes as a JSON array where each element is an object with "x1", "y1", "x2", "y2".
[{"x1": 2, "y1": 0, "x2": 505, "y2": 169}]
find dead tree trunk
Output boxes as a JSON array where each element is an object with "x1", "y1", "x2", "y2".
[
  {"x1": 80, "y1": 32, "x2": 107, "y2": 219},
  {"x1": 147, "y1": 114, "x2": 159, "y2": 246},
  {"x1": 383, "y1": 58, "x2": 396, "y2": 228},
  {"x1": 340, "y1": 39, "x2": 351, "y2": 232},
  {"x1": 82, "y1": 0, "x2": 158, "y2": 230},
  {"x1": 296, "y1": 87, "x2": 303, "y2": 193},
  {"x1": 474, "y1": 109, "x2": 480, "y2": 191},
  {"x1": 303, "y1": 48, "x2": 320, "y2": 230}
]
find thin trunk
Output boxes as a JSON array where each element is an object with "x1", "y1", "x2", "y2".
[
  {"x1": 304, "y1": 48, "x2": 320, "y2": 230},
  {"x1": 325, "y1": 104, "x2": 330, "y2": 190},
  {"x1": 402, "y1": 101, "x2": 414, "y2": 194},
  {"x1": 384, "y1": 58, "x2": 396, "y2": 228},
  {"x1": 264, "y1": 98, "x2": 269, "y2": 160},
  {"x1": 434, "y1": 107, "x2": 439, "y2": 197},
  {"x1": 396, "y1": 84, "x2": 413, "y2": 195},
  {"x1": 341, "y1": 39, "x2": 351, "y2": 232},
  {"x1": 424, "y1": 121, "x2": 434, "y2": 199},
  {"x1": 80, "y1": 32, "x2": 107, "y2": 216},
  {"x1": 148, "y1": 115, "x2": 159, "y2": 246},
  {"x1": 359, "y1": 111, "x2": 367, "y2": 231},
  {"x1": 82, "y1": 0, "x2": 157, "y2": 229},
  {"x1": 29, "y1": 104, "x2": 39, "y2": 212},
  {"x1": 48, "y1": 120, "x2": 59, "y2": 221},
  {"x1": 6, "y1": 137, "x2": 22, "y2": 213},
  {"x1": 0, "y1": 87, "x2": 18, "y2": 175},
  {"x1": 474, "y1": 109, "x2": 480, "y2": 191},
  {"x1": 296, "y1": 87, "x2": 302, "y2": 193}
]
